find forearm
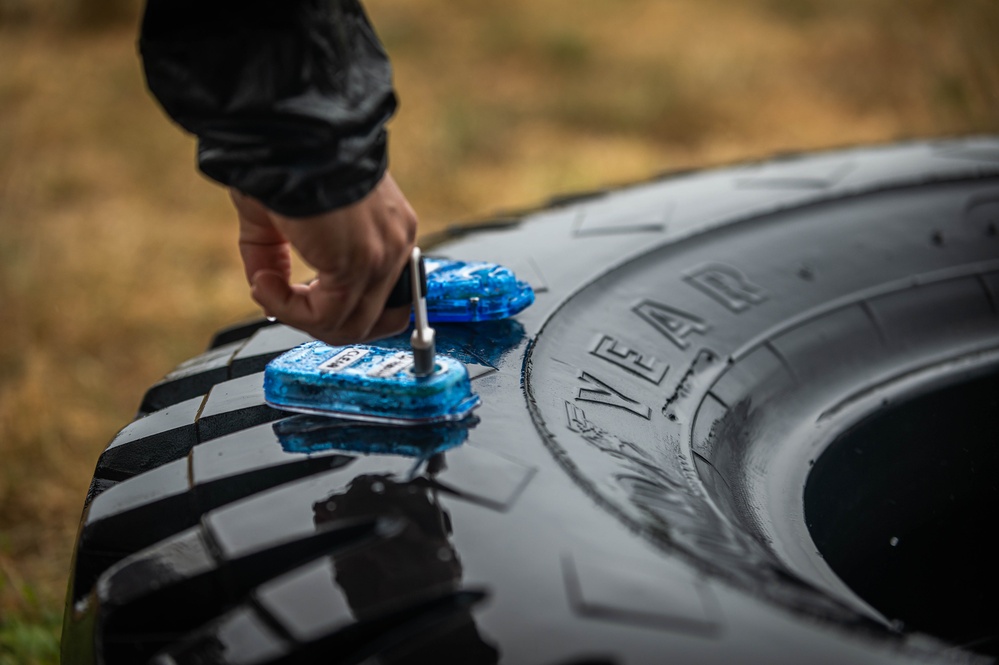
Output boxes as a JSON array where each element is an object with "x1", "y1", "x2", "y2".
[{"x1": 140, "y1": 0, "x2": 397, "y2": 216}]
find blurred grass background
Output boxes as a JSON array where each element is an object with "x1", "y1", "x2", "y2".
[{"x1": 1, "y1": 0, "x2": 997, "y2": 661}]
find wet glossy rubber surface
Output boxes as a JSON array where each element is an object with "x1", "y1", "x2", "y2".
[{"x1": 65, "y1": 138, "x2": 999, "y2": 665}]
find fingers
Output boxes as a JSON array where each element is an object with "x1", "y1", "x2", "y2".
[
  {"x1": 251, "y1": 259, "x2": 408, "y2": 345},
  {"x1": 233, "y1": 172, "x2": 419, "y2": 345},
  {"x1": 233, "y1": 190, "x2": 292, "y2": 286},
  {"x1": 250, "y1": 270, "x2": 361, "y2": 340},
  {"x1": 322, "y1": 265, "x2": 410, "y2": 343},
  {"x1": 241, "y1": 242, "x2": 292, "y2": 289},
  {"x1": 283, "y1": 175, "x2": 416, "y2": 343}
]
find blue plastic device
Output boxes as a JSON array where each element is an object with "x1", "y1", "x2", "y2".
[
  {"x1": 423, "y1": 257, "x2": 534, "y2": 322},
  {"x1": 264, "y1": 341, "x2": 480, "y2": 425}
]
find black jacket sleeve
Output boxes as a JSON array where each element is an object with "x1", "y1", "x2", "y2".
[{"x1": 140, "y1": 0, "x2": 397, "y2": 217}]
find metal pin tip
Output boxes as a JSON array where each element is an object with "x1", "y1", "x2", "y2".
[{"x1": 410, "y1": 246, "x2": 435, "y2": 377}]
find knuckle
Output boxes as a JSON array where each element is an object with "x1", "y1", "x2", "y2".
[
  {"x1": 384, "y1": 222, "x2": 415, "y2": 259},
  {"x1": 401, "y1": 211, "x2": 418, "y2": 243},
  {"x1": 365, "y1": 244, "x2": 387, "y2": 271},
  {"x1": 400, "y1": 222, "x2": 418, "y2": 248}
]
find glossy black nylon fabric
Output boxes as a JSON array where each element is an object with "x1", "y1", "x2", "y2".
[{"x1": 140, "y1": 0, "x2": 397, "y2": 217}]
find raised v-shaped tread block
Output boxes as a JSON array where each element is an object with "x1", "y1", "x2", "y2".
[
  {"x1": 75, "y1": 420, "x2": 361, "y2": 599},
  {"x1": 229, "y1": 324, "x2": 315, "y2": 377},
  {"x1": 140, "y1": 341, "x2": 244, "y2": 414},
  {"x1": 95, "y1": 395, "x2": 203, "y2": 483}
]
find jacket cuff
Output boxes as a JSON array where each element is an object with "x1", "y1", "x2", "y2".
[{"x1": 199, "y1": 128, "x2": 390, "y2": 218}]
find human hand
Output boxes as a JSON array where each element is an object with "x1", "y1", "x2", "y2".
[{"x1": 232, "y1": 173, "x2": 418, "y2": 345}]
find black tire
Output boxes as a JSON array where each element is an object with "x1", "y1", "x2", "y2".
[{"x1": 63, "y1": 137, "x2": 999, "y2": 665}]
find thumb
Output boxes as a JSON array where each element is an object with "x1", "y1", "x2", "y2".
[{"x1": 250, "y1": 269, "x2": 296, "y2": 320}]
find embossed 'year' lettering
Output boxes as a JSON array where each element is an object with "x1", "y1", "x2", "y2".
[
  {"x1": 590, "y1": 335, "x2": 668, "y2": 385},
  {"x1": 684, "y1": 263, "x2": 767, "y2": 313},
  {"x1": 576, "y1": 371, "x2": 652, "y2": 419},
  {"x1": 633, "y1": 300, "x2": 710, "y2": 351}
]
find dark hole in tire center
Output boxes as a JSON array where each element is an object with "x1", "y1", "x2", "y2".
[{"x1": 804, "y1": 369, "x2": 999, "y2": 655}]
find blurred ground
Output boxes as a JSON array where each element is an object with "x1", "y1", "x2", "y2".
[{"x1": 0, "y1": 0, "x2": 997, "y2": 661}]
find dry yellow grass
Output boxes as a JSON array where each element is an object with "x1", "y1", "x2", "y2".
[{"x1": 1, "y1": 0, "x2": 997, "y2": 661}]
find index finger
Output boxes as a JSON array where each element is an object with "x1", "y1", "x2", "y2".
[{"x1": 250, "y1": 269, "x2": 366, "y2": 342}]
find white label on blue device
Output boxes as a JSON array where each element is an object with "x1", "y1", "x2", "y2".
[
  {"x1": 367, "y1": 352, "x2": 413, "y2": 378},
  {"x1": 319, "y1": 347, "x2": 370, "y2": 373}
]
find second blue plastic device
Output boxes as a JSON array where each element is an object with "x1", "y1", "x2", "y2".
[{"x1": 424, "y1": 257, "x2": 534, "y2": 322}]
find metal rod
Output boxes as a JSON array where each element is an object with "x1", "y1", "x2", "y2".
[{"x1": 410, "y1": 247, "x2": 436, "y2": 376}]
